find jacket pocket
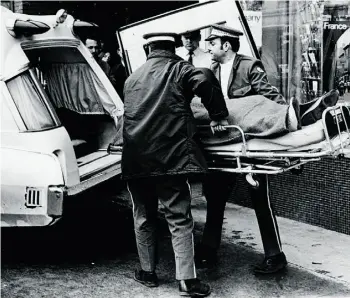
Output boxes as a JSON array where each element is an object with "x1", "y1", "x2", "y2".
[{"x1": 231, "y1": 85, "x2": 252, "y2": 98}]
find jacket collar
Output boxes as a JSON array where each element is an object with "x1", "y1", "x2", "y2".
[
  {"x1": 231, "y1": 53, "x2": 241, "y2": 71},
  {"x1": 211, "y1": 53, "x2": 242, "y2": 89},
  {"x1": 147, "y1": 50, "x2": 183, "y2": 61},
  {"x1": 228, "y1": 53, "x2": 239, "y2": 88}
]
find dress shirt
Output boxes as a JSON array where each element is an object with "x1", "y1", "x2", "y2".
[
  {"x1": 220, "y1": 54, "x2": 236, "y2": 100},
  {"x1": 177, "y1": 47, "x2": 212, "y2": 69}
]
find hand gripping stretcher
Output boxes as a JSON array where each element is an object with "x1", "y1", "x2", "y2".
[{"x1": 202, "y1": 104, "x2": 350, "y2": 187}]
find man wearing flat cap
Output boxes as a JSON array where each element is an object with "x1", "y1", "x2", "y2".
[
  {"x1": 177, "y1": 29, "x2": 212, "y2": 69},
  {"x1": 122, "y1": 31, "x2": 229, "y2": 297},
  {"x1": 196, "y1": 24, "x2": 289, "y2": 274}
]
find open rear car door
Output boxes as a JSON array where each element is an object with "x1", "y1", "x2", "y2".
[
  {"x1": 117, "y1": 0, "x2": 259, "y2": 76},
  {"x1": 1, "y1": 7, "x2": 125, "y2": 228}
]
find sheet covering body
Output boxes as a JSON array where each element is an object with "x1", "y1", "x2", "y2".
[{"x1": 192, "y1": 94, "x2": 289, "y2": 144}]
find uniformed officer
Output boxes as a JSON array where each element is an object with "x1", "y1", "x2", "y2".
[
  {"x1": 196, "y1": 24, "x2": 288, "y2": 274},
  {"x1": 123, "y1": 32, "x2": 229, "y2": 296}
]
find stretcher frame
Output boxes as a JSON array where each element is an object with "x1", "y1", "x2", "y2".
[{"x1": 203, "y1": 104, "x2": 350, "y2": 184}]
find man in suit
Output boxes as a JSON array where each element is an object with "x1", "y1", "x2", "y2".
[
  {"x1": 85, "y1": 37, "x2": 127, "y2": 102},
  {"x1": 84, "y1": 37, "x2": 111, "y2": 75},
  {"x1": 177, "y1": 29, "x2": 212, "y2": 69}
]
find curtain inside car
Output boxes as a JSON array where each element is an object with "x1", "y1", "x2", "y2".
[{"x1": 43, "y1": 63, "x2": 112, "y2": 114}]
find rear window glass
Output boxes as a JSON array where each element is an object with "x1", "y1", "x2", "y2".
[{"x1": 6, "y1": 70, "x2": 56, "y2": 131}]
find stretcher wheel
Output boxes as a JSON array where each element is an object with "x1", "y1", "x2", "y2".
[{"x1": 246, "y1": 173, "x2": 259, "y2": 188}]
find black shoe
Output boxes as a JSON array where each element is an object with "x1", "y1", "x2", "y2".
[
  {"x1": 179, "y1": 278, "x2": 211, "y2": 297},
  {"x1": 301, "y1": 89, "x2": 339, "y2": 126},
  {"x1": 195, "y1": 245, "x2": 218, "y2": 269},
  {"x1": 253, "y1": 252, "x2": 287, "y2": 275},
  {"x1": 133, "y1": 268, "x2": 159, "y2": 287}
]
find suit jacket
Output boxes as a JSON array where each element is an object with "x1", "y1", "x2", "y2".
[{"x1": 211, "y1": 54, "x2": 286, "y2": 104}]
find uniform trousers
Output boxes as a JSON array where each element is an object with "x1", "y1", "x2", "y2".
[
  {"x1": 127, "y1": 175, "x2": 196, "y2": 280},
  {"x1": 201, "y1": 172, "x2": 282, "y2": 257}
]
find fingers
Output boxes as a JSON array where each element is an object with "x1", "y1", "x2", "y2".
[
  {"x1": 216, "y1": 125, "x2": 226, "y2": 132},
  {"x1": 211, "y1": 125, "x2": 226, "y2": 134}
]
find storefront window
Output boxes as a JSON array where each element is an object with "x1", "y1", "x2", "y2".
[
  {"x1": 241, "y1": 0, "x2": 350, "y2": 103},
  {"x1": 323, "y1": 1, "x2": 350, "y2": 98},
  {"x1": 258, "y1": 1, "x2": 324, "y2": 102},
  {"x1": 240, "y1": 0, "x2": 263, "y2": 48}
]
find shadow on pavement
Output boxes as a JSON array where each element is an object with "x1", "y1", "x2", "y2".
[
  {"x1": 1, "y1": 178, "x2": 137, "y2": 265},
  {"x1": 2, "y1": 178, "x2": 350, "y2": 297}
]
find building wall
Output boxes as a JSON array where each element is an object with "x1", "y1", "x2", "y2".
[
  {"x1": 1, "y1": 1, "x2": 15, "y2": 11},
  {"x1": 249, "y1": 0, "x2": 350, "y2": 235},
  {"x1": 228, "y1": 158, "x2": 350, "y2": 235}
]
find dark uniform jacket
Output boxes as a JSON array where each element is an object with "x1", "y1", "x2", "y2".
[
  {"x1": 211, "y1": 54, "x2": 286, "y2": 104},
  {"x1": 97, "y1": 59, "x2": 111, "y2": 77},
  {"x1": 122, "y1": 50, "x2": 228, "y2": 180}
]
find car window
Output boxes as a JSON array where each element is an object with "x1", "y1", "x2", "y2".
[{"x1": 6, "y1": 70, "x2": 56, "y2": 131}]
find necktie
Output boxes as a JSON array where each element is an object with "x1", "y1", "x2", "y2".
[{"x1": 188, "y1": 51, "x2": 193, "y2": 65}]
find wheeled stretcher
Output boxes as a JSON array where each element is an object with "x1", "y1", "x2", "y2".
[{"x1": 203, "y1": 104, "x2": 350, "y2": 187}]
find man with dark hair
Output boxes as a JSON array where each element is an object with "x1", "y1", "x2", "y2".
[
  {"x1": 195, "y1": 24, "x2": 288, "y2": 274},
  {"x1": 207, "y1": 25, "x2": 285, "y2": 103},
  {"x1": 196, "y1": 24, "x2": 338, "y2": 274},
  {"x1": 178, "y1": 29, "x2": 212, "y2": 69},
  {"x1": 84, "y1": 37, "x2": 110, "y2": 75},
  {"x1": 84, "y1": 37, "x2": 100, "y2": 59},
  {"x1": 84, "y1": 37, "x2": 126, "y2": 101},
  {"x1": 122, "y1": 31, "x2": 229, "y2": 296}
]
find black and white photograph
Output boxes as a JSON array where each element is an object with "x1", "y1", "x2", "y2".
[{"x1": 1, "y1": 0, "x2": 350, "y2": 297}]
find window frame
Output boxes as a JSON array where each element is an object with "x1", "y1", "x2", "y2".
[{"x1": 5, "y1": 68, "x2": 60, "y2": 132}]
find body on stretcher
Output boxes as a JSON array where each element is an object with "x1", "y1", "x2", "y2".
[{"x1": 203, "y1": 104, "x2": 350, "y2": 186}]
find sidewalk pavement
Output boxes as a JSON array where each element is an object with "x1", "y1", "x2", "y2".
[
  {"x1": 190, "y1": 194, "x2": 350, "y2": 288},
  {"x1": 2, "y1": 184, "x2": 350, "y2": 298}
]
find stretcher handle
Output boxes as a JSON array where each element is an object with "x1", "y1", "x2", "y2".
[
  {"x1": 322, "y1": 104, "x2": 350, "y2": 153},
  {"x1": 339, "y1": 105, "x2": 350, "y2": 150},
  {"x1": 197, "y1": 124, "x2": 248, "y2": 155}
]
